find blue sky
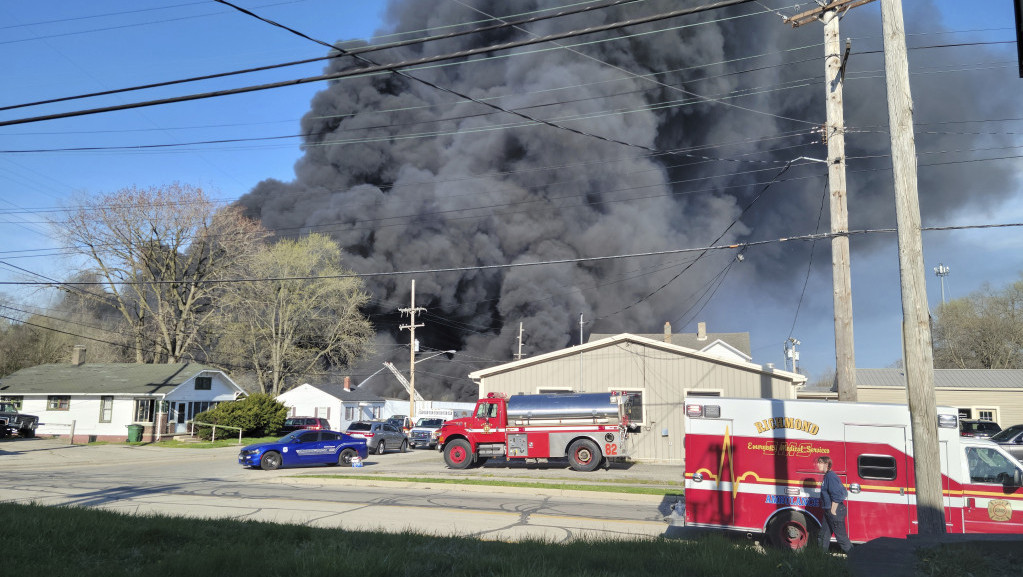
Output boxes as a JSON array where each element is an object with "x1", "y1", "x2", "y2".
[{"x1": 1, "y1": 0, "x2": 1020, "y2": 380}]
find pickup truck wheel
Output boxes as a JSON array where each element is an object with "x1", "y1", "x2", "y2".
[
  {"x1": 19, "y1": 428, "x2": 35, "y2": 438},
  {"x1": 337, "y1": 448, "x2": 357, "y2": 467},
  {"x1": 260, "y1": 451, "x2": 282, "y2": 471},
  {"x1": 767, "y1": 511, "x2": 815, "y2": 550},
  {"x1": 567, "y1": 439, "x2": 601, "y2": 472},
  {"x1": 444, "y1": 439, "x2": 473, "y2": 469}
]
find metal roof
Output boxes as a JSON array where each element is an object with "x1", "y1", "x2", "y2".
[
  {"x1": 857, "y1": 368, "x2": 1023, "y2": 389},
  {"x1": 0, "y1": 362, "x2": 222, "y2": 396},
  {"x1": 589, "y1": 331, "x2": 751, "y2": 355}
]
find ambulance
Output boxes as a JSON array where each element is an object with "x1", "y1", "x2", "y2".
[{"x1": 682, "y1": 397, "x2": 1023, "y2": 549}]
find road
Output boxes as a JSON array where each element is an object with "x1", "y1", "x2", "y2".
[{"x1": 2, "y1": 438, "x2": 684, "y2": 542}]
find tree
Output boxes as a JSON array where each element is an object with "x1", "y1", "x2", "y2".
[
  {"x1": 932, "y1": 278, "x2": 1023, "y2": 369},
  {"x1": 214, "y1": 234, "x2": 374, "y2": 395},
  {"x1": 51, "y1": 184, "x2": 267, "y2": 363}
]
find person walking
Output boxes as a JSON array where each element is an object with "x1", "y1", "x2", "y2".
[{"x1": 816, "y1": 456, "x2": 852, "y2": 553}]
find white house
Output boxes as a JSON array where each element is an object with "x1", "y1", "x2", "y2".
[
  {"x1": 0, "y1": 347, "x2": 245, "y2": 442},
  {"x1": 276, "y1": 378, "x2": 387, "y2": 432}
]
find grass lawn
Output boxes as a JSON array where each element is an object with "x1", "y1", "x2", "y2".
[{"x1": 0, "y1": 502, "x2": 852, "y2": 577}]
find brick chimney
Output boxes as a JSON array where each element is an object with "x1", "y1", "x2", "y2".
[
  {"x1": 663, "y1": 322, "x2": 671, "y2": 343},
  {"x1": 343, "y1": 376, "x2": 351, "y2": 392},
  {"x1": 71, "y1": 345, "x2": 87, "y2": 366},
  {"x1": 697, "y1": 322, "x2": 707, "y2": 341}
]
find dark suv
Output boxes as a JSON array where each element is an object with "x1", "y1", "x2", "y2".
[
  {"x1": 959, "y1": 419, "x2": 1002, "y2": 438},
  {"x1": 281, "y1": 417, "x2": 330, "y2": 433}
]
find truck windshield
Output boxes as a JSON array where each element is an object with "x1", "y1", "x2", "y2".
[
  {"x1": 416, "y1": 419, "x2": 444, "y2": 427},
  {"x1": 966, "y1": 446, "x2": 1020, "y2": 483}
]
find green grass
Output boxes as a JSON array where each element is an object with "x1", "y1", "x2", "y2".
[
  {"x1": 916, "y1": 541, "x2": 1023, "y2": 577},
  {"x1": 141, "y1": 436, "x2": 279, "y2": 449},
  {"x1": 301, "y1": 473, "x2": 682, "y2": 496},
  {"x1": 0, "y1": 502, "x2": 852, "y2": 577}
]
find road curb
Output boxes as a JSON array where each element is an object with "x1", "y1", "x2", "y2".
[{"x1": 276, "y1": 474, "x2": 676, "y2": 502}]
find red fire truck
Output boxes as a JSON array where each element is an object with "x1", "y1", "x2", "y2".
[
  {"x1": 683, "y1": 397, "x2": 1023, "y2": 549},
  {"x1": 436, "y1": 392, "x2": 635, "y2": 471}
]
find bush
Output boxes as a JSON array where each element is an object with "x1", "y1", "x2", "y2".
[{"x1": 193, "y1": 393, "x2": 287, "y2": 439}]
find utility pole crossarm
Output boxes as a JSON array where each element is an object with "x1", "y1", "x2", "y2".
[{"x1": 785, "y1": 0, "x2": 877, "y2": 27}]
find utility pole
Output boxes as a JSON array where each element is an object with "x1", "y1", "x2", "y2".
[
  {"x1": 933, "y1": 263, "x2": 950, "y2": 305},
  {"x1": 399, "y1": 280, "x2": 425, "y2": 421},
  {"x1": 880, "y1": 0, "x2": 946, "y2": 535},
  {"x1": 785, "y1": 0, "x2": 869, "y2": 402},
  {"x1": 515, "y1": 322, "x2": 524, "y2": 360},
  {"x1": 579, "y1": 313, "x2": 584, "y2": 346},
  {"x1": 784, "y1": 338, "x2": 801, "y2": 373}
]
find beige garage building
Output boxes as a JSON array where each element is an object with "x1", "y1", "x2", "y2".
[
  {"x1": 855, "y1": 368, "x2": 1023, "y2": 428},
  {"x1": 467, "y1": 333, "x2": 806, "y2": 463}
]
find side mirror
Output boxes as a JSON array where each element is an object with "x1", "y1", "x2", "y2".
[{"x1": 1014, "y1": 469, "x2": 1022, "y2": 488}]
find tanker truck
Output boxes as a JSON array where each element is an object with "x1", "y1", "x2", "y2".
[{"x1": 436, "y1": 392, "x2": 635, "y2": 472}]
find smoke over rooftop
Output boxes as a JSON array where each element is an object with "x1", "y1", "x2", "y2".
[{"x1": 236, "y1": 0, "x2": 1021, "y2": 400}]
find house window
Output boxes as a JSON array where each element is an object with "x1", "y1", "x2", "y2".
[
  {"x1": 977, "y1": 408, "x2": 998, "y2": 422},
  {"x1": 99, "y1": 396, "x2": 114, "y2": 423},
  {"x1": 194, "y1": 376, "x2": 212, "y2": 390},
  {"x1": 858, "y1": 454, "x2": 897, "y2": 480},
  {"x1": 47, "y1": 395, "x2": 71, "y2": 411},
  {"x1": 0, "y1": 395, "x2": 23, "y2": 410},
  {"x1": 315, "y1": 406, "x2": 330, "y2": 419},
  {"x1": 958, "y1": 408, "x2": 973, "y2": 420},
  {"x1": 134, "y1": 398, "x2": 156, "y2": 422},
  {"x1": 345, "y1": 407, "x2": 356, "y2": 420},
  {"x1": 371, "y1": 406, "x2": 381, "y2": 419}
]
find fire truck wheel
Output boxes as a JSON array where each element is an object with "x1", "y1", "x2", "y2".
[
  {"x1": 444, "y1": 439, "x2": 474, "y2": 469},
  {"x1": 567, "y1": 439, "x2": 601, "y2": 472},
  {"x1": 767, "y1": 511, "x2": 816, "y2": 550}
]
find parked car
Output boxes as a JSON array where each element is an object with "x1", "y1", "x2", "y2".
[
  {"x1": 990, "y1": 424, "x2": 1023, "y2": 461},
  {"x1": 281, "y1": 417, "x2": 330, "y2": 433},
  {"x1": 238, "y1": 430, "x2": 367, "y2": 470},
  {"x1": 346, "y1": 420, "x2": 409, "y2": 454},
  {"x1": 959, "y1": 419, "x2": 1002, "y2": 438},
  {"x1": 409, "y1": 418, "x2": 446, "y2": 449},
  {"x1": 386, "y1": 415, "x2": 413, "y2": 435}
]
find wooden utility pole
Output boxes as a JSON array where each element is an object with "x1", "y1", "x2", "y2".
[
  {"x1": 786, "y1": 1, "x2": 867, "y2": 401},
  {"x1": 880, "y1": 0, "x2": 946, "y2": 535},
  {"x1": 399, "y1": 280, "x2": 425, "y2": 421}
]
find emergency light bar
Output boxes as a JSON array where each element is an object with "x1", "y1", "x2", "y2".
[{"x1": 685, "y1": 404, "x2": 720, "y2": 419}]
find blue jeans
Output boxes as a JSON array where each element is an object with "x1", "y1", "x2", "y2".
[{"x1": 819, "y1": 502, "x2": 852, "y2": 553}]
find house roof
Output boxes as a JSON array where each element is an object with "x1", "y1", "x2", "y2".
[
  {"x1": 589, "y1": 331, "x2": 751, "y2": 356},
  {"x1": 857, "y1": 368, "x2": 1023, "y2": 389},
  {"x1": 0, "y1": 362, "x2": 223, "y2": 396},
  {"x1": 305, "y1": 383, "x2": 385, "y2": 402},
  {"x1": 470, "y1": 333, "x2": 804, "y2": 383}
]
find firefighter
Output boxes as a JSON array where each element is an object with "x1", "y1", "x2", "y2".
[{"x1": 816, "y1": 456, "x2": 852, "y2": 553}]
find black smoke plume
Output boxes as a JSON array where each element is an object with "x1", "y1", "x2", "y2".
[{"x1": 237, "y1": 0, "x2": 1020, "y2": 400}]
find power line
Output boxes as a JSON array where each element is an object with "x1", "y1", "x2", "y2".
[{"x1": 0, "y1": 0, "x2": 769, "y2": 128}]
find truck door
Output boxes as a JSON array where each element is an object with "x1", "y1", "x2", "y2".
[
  {"x1": 843, "y1": 425, "x2": 912, "y2": 542},
  {"x1": 685, "y1": 417, "x2": 736, "y2": 527},
  {"x1": 962, "y1": 445, "x2": 1023, "y2": 533},
  {"x1": 475, "y1": 400, "x2": 506, "y2": 445}
]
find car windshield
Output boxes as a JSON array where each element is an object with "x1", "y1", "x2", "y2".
[
  {"x1": 347, "y1": 422, "x2": 372, "y2": 432},
  {"x1": 284, "y1": 418, "x2": 301, "y2": 426},
  {"x1": 279, "y1": 431, "x2": 303, "y2": 443},
  {"x1": 991, "y1": 425, "x2": 1023, "y2": 442},
  {"x1": 417, "y1": 419, "x2": 444, "y2": 427}
]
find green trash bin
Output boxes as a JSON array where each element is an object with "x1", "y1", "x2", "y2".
[{"x1": 127, "y1": 424, "x2": 144, "y2": 443}]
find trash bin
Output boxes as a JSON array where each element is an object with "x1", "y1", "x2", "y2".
[{"x1": 127, "y1": 424, "x2": 144, "y2": 443}]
